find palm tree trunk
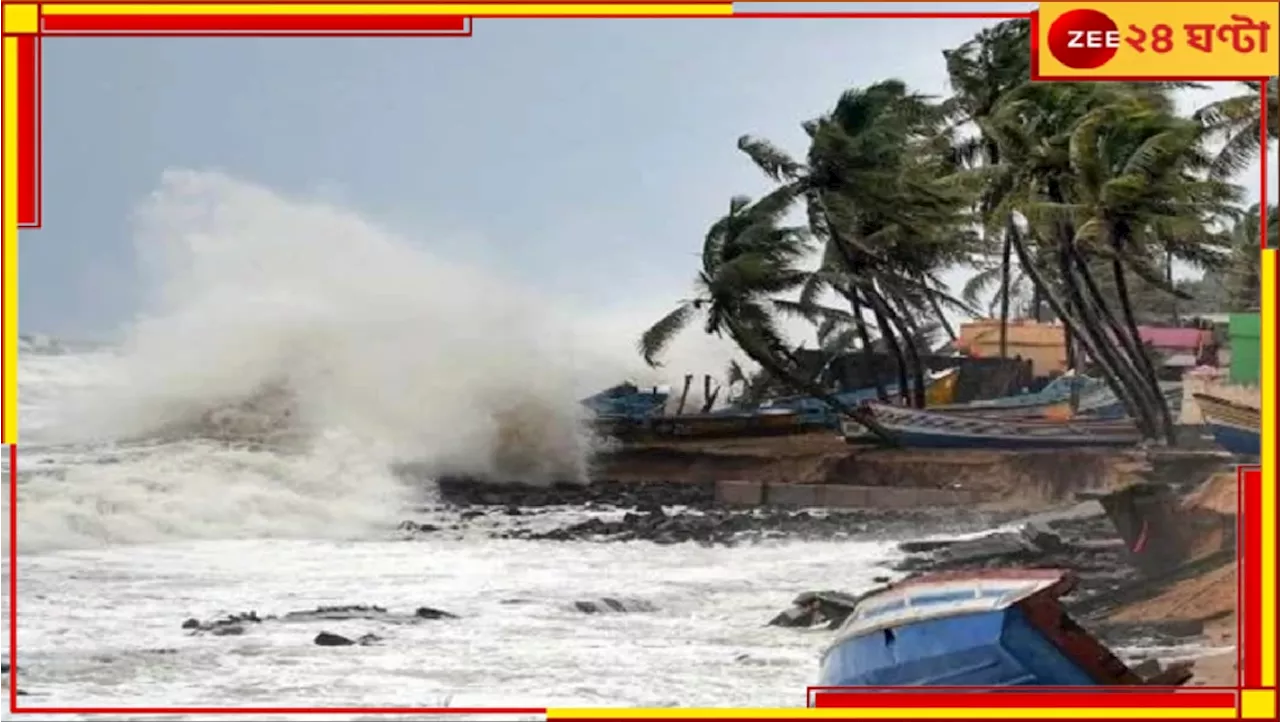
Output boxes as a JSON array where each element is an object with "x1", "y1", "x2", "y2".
[
  {"x1": 847, "y1": 289, "x2": 891, "y2": 402},
  {"x1": 724, "y1": 318, "x2": 898, "y2": 444},
  {"x1": 1111, "y1": 256, "x2": 1178, "y2": 444},
  {"x1": 922, "y1": 278, "x2": 957, "y2": 341},
  {"x1": 1069, "y1": 247, "x2": 1168, "y2": 437},
  {"x1": 869, "y1": 286, "x2": 928, "y2": 408},
  {"x1": 998, "y1": 230, "x2": 1013, "y2": 357},
  {"x1": 1007, "y1": 216, "x2": 1150, "y2": 434},
  {"x1": 1058, "y1": 246, "x2": 1158, "y2": 438},
  {"x1": 866, "y1": 292, "x2": 911, "y2": 406}
]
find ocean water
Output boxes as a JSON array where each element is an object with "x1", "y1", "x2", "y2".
[{"x1": 3, "y1": 171, "x2": 908, "y2": 717}]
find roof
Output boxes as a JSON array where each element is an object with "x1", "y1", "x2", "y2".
[{"x1": 1137, "y1": 326, "x2": 1212, "y2": 350}]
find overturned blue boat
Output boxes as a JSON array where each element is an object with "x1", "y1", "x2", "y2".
[{"x1": 819, "y1": 569, "x2": 1166, "y2": 688}]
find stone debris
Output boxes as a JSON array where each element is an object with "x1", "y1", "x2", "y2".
[
  {"x1": 767, "y1": 590, "x2": 867, "y2": 629},
  {"x1": 314, "y1": 631, "x2": 383, "y2": 647},
  {"x1": 181, "y1": 604, "x2": 459, "y2": 639},
  {"x1": 572, "y1": 597, "x2": 658, "y2": 614}
]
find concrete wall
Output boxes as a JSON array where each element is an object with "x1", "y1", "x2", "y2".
[{"x1": 716, "y1": 480, "x2": 995, "y2": 509}]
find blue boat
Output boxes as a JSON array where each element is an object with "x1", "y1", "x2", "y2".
[
  {"x1": 818, "y1": 569, "x2": 1151, "y2": 689},
  {"x1": 842, "y1": 402, "x2": 1142, "y2": 450},
  {"x1": 759, "y1": 370, "x2": 954, "y2": 428},
  {"x1": 581, "y1": 382, "x2": 669, "y2": 419},
  {"x1": 930, "y1": 374, "x2": 1102, "y2": 416},
  {"x1": 1193, "y1": 393, "x2": 1261, "y2": 457}
]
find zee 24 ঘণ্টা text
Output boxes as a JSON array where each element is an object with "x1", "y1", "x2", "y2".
[{"x1": 1063, "y1": 12, "x2": 1271, "y2": 55}]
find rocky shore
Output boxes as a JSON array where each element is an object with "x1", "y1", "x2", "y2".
[
  {"x1": 413, "y1": 476, "x2": 1027, "y2": 545},
  {"x1": 764, "y1": 470, "x2": 1240, "y2": 686}
]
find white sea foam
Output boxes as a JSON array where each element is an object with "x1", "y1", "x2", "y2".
[{"x1": 7, "y1": 170, "x2": 744, "y2": 553}]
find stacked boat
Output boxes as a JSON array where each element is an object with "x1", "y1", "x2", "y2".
[
  {"x1": 585, "y1": 370, "x2": 960, "y2": 441},
  {"x1": 840, "y1": 374, "x2": 1181, "y2": 450},
  {"x1": 1193, "y1": 392, "x2": 1261, "y2": 457}
]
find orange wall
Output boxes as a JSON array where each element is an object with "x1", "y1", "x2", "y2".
[{"x1": 958, "y1": 320, "x2": 1068, "y2": 376}]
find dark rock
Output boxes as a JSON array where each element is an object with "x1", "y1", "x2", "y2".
[
  {"x1": 571, "y1": 597, "x2": 657, "y2": 614},
  {"x1": 434, "y1": 477, "x2": 717, "y2": 510},
  {"x1": 181, "y1": 618, "x2": 200, "y2": 629},
  {"x1": 185, "y1": 611, "x2": 263, "y2": 635},
  {"x1": 183, "y1": 603, "x2": 459, "y2": 638},
  {"x1": 314, "y1": 631, "x2": 355, "y2": 646},
  {"x1": 415, "y1": 606, "x2": 459, "y2": 620},
  {"x1": 1, "y1": 661, "x2": 9, "y2": 674},
  {"x1": 768, "y1": 590, "x2": 868, "y2": 629}
]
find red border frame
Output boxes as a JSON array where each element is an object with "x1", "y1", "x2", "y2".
[{"x1": 2, "y1": 3, "x2": 1273, "y2": 717}]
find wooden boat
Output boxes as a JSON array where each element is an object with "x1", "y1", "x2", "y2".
[
  {"x1": 928, "y1": 374, "x2": 1102, "y2": 419},
  {"x1": 818, "y1": 569, "x2": 1184, "y2": 688},
  {"x1": 1193, "y1": 393, "x2": 1261, "y2": 457},
  {"x1": 841, "y1": 402, "x2": 1141, "y2": 449},
  {"x1": 762, "y1": 369, "x2": 956, "y2": 428},
  {"x1": 596, "y1": 407, "x2": 816, "y2": 440}
]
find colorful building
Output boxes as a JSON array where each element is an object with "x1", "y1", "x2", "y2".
[{"x1": 957, "y1": 320, "x2": 1066, "y2": 376}]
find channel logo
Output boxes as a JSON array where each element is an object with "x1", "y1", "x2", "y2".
[{"x1": 1046, "y1": 8, "x2": 1123, "y2": 69}]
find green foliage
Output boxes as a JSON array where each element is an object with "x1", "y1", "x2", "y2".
[{"x1": 639, "y1": 18, "x2": 1272, "y2": 442}]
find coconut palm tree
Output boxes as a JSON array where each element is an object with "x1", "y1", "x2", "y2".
[
  {"x1": 737, "y1": 80, "x2": 977, "y2": 408},
  {"x1": 637, "y1": 194, "x2": 897, "y2": 442},
  {"x1": 1064, "y1": 95, "x2": 1240, "y2": 441},
  {"x1": 941, "y1": 19, "x2": 1033, "y2": 355},
  {"x1": 1195, "y1": 78, "x2": 1279, "y2": 178},
  {"x1": 1217, "y1": 202, "x2": 1276, "y2": 310}
]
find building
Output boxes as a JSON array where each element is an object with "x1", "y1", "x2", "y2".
[{"x1": 957, "y1": 319, "x2": 1066, "y2": 376}]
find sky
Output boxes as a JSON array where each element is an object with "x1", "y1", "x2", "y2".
[{"x1": 21, "y1": 1, "x2": 1277, "y2": 344}]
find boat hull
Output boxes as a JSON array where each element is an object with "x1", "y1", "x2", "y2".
[
  {"x1": 818, "y1": 569, "x2": 1146, "y2": 690},
  {"x1": 1207, "y1": 421, "x2": 1261, "y2": 456},
  {"x1": 596, "y1": 410, "x2": 815, "y2": 440},
  {"x1": 843, "y1": 402, "x2": 1142, "y2": 450},
  {"x1": 1194, "y1": 393, "x2": 1261, "y2": 456}
]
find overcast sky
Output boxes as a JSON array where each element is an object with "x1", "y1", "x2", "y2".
[{"x1": 22, "y1": 2, "x2": 1276, "y2": 342}]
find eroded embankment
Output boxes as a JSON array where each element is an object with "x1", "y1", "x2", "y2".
[{"x1": 591, "y1": 433, "x2": 1145, "y2": 511}]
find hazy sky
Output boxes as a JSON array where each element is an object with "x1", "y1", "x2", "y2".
[{"x1": 22, "y1": 2, "x2": 1277, "y2": 340}]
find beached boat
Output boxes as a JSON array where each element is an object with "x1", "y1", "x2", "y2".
[
  {"x1": 928, "y1": 374, "x2": 1101, "y2": 419},
  {"x1": 840, "y1": 402, "x2": 1141, "y2": 449},
  {"x1": 1193, "y1": 393, "x2": 1261, "y2": 457},
  {"x1": 646, "y1": 408, "x2": 812, "y2": 438},
  {"x1": 819, "y1": 569, "x2": 1160, "y2": 688},
  {"x1": 762, "y1": 369, "x2": 957, "y2": 428}
]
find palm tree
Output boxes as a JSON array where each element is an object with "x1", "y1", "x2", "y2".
[
  {"x1": 637, "y1": 194, "x2": 897, "y2": 442},
  {"x1": 1064, "y1": 95, "x2": 1240, "y2": 441},
  {"x1": 1195, "y1": 78, "x2": 1279, "y2": 178},
  {"x1": 738, "y1": 80, "x2": 977, "y2": 408},
  {"x1": 1217, "y1": 202, "x2": 1275, "y2": 310},
  {"x1": 941, "y1": 19, "x2": 1033, "y2": 355}
]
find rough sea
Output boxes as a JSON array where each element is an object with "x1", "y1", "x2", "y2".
[{"x1": 2, "y1": 171, "x2": 908, "y2": 717}]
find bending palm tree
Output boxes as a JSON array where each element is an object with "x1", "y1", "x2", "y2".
[
  {"x1": 638, "y1": 194, "x2": 897, "y2": 443},
  {"x1": 1195, "y1": 78, "x2": 1279, "y2": 179}
]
